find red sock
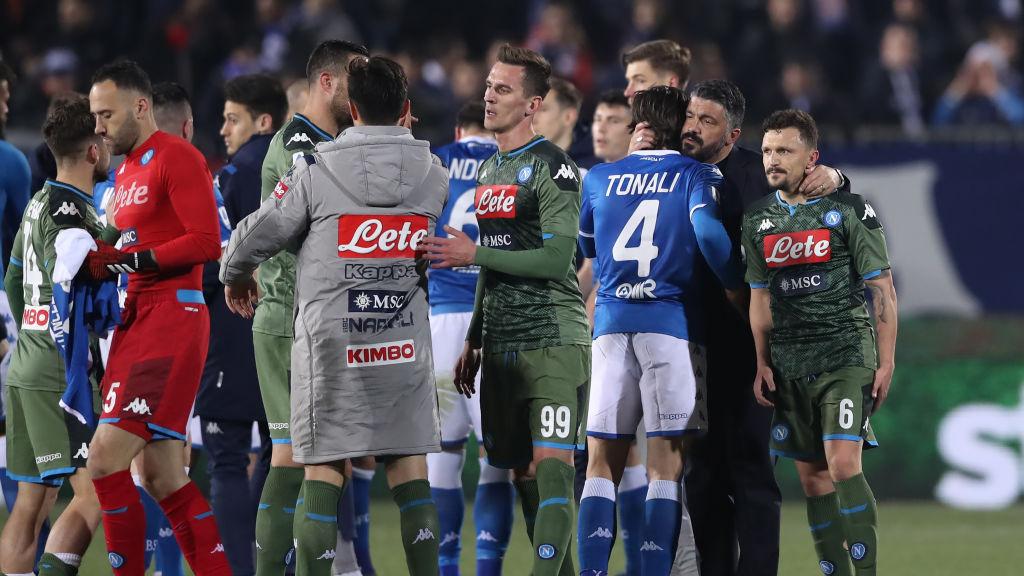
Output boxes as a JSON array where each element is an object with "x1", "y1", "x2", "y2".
[
  {"x1": 93, "y1": 469, "x2": 146, "y2": 575},
  {"x1": 159, "y1": 481, "x2": 231, "y2": 575}
]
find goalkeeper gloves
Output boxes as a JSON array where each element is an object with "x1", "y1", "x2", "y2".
[{"x1": 82, "y1": 241, "x2": 158, "y2": 280}]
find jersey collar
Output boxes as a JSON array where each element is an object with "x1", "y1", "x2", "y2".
[
  {"x1": 775, "y1": 190, "x2": 822, "y2": 216},
  {"x1": 628, "y1": 149, "x2": 681, "y2": 157},
  {"x1": 293, "y1": 113, "x2": 334, "y2": 140},
  {"x1": 46, "y1": 179, "x2": 92, "y2": 202},
  {"x1": 459, "y1": 135, "x2": 498, "y2": 146},
  {"x1": 496, "y1": 135, "x2": 546, "y2": 167}
]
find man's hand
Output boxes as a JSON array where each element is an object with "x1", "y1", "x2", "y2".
[
  {"x1": 454, "y1": 341, "x2": 482, "y2": 398},
  {"x1": 81, "y1": 241, "x2": 120, "y2": 280},
  {"x1": 628, "y1": 122, "x2": 655, "y2": 154},
  {"x1": 421, "y1": 226, "x2": 477, "y2": 269},
  {"x1": 753, "y1": 363, "x2": 776, "y2": 407},
  {"x1": 871, "y1": 363, "x2": 894, "y2": 414},
  {"x1": 224, "y1": 275, "x2": 259, "y2": 319},
  {"x1": 800, "y1": 164, "x2": 842, "y2": 198}
]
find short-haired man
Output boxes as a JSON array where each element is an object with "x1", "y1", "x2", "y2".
[
  {"x1": 1, "y1": 94, "x2": 109, "y2": 576},
  {"x1": 743, "y1": 109, "x2": 896, "y2": 576},
  {"x1": 428, "y1": 101, "x2": 515, "y2": 576},
  {"x1": 532, "y1": 77, "x2": 582, "y2": 153},
  {"x1": 423, "y1": 44, "x2": 590, "y2": 576},
  {"x1": 221, "y1": 55, "x2": 446, "y2": 576},
  {"x1": 622, "y1": 40, "x2": 691, "y2": 101},
  {"x1": 224, "y1": 40, "x2": 369, "y2": 576},
  {"x1": 577, "y1": 86, "x2": 745, "y2": 576},
  {"x1": 84, "y1": 60, "x2": 229, "y2": 576}
]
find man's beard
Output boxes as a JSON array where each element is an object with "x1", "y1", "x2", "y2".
[
  {"x1": 681, "y1": 131, "x2": 725, "y2": 162},
  {"x1": 331, "y1": 94, "x2": 352, "y2": 130}
]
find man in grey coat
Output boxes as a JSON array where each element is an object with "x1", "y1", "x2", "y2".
[{"x1": 221, "y1": 56, "x2": 446, "y2": 576}]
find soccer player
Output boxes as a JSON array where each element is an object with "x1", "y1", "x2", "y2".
[
  {"x1": 221, "y1": 55, "x2": 446, "y2": 576},
  {"x1": 0, "y1": 94, "x2": 108, "y2": 576},
  {"x1": 742, "y1": 110, "x2": 897, "y2": 576},
  {"x1": 532, "y1": 77, "x2": 582, "y2": 154},
  {"x1": 575, "y1": 86, "x2": 745, "y2": 576},
  {"x1": 1, "y1": 59, "x2": 31, "y2": 281},
  {"x1": 200, "y1": 73, "x2": 288, "y2": 576},
  {"x1": 423, "y1": 44, "x2": 590, "y2": 576},
  {"x1": 622, "y1": 40, "x2": 691, "y2": 102},
  {"x1": 428, "y1": 101, "x2": 512, "y2": 576},
  {"x1": 233, "y1": 40, "x2": 368, "y2": 576},
  {"x1": 83, "y1": 60, "x2": 229, "y2": 575}
]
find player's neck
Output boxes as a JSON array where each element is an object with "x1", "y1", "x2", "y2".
[
  {"x1": 553, "y1": 133, "x2": 572, "y2": 152},
  {"x1": 777, "y1": 188, "x2": 809, "y2": 205},
  {"x1": 301, "y1": 102, "x2": 338, "y2": 138},
  {"x1": 495, "y1": 119, "x2": 538, "y2": 153},
  {"x1": 55, "y1": 166, "x2": 95, "y2": 197},
  {"x1": 130, "y1": 122, "x2": 158, "y2": 155},
  {"x1": 707, "y1": 142, "x2": 735, "y2": 165}
]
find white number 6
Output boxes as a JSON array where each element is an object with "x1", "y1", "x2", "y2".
[{"x1": 839, "y1": 398, "x2": 855, "y2": 430}]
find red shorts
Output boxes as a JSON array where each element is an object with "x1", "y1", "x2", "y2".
[{"x1": 99, "y1": 289, "x2": 210, "y2": 442}]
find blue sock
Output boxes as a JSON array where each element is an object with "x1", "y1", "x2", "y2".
[
  {"x1": 474, "y1": 476, "x2": 514, "y2": 576},
  {"x1": 618, "y1": 465, "x2": 648, "y2": 576},
  {"x1": 432, "y1": 486, "x2": 464, "y2": 575},
  {"x1": 2, "y1": 470, "x2": 51, "y2": 566},
  {"x1": 137, "y1": 485, "x2": 160, "y2": 568},
  {"x1": 351, "y1": 466, "x2": 376, "y2": 575},
  {"x1": 641, "y1": 480, "x2": 681, "y2": 576},
  {"x1": 578, "y1": 477, "x2": 616, "y2": 572}
]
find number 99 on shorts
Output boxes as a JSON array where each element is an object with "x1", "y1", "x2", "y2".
[{"x1": 539, "y1": 405, "x2": 571, "y2": 439}]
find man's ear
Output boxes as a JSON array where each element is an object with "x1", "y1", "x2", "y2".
[
  {"x1": 256, "y1": 112, "x2": 274, "y2": 133},
  {"x1": 87, "y1": 142, "x2": 100, "y2": 165},
  {"x1": 349, "y1": 100, "x2": 360, "y2": 123},
  {"x1": 398, "y1": 99, "x2": 411, "y2": 124},
  {"x1": 525, "y1": 95, "x2": 543, "y2": 117},
  {"x1": 727, "y1": 126, "x2": 742, "y2": 145},
  {"x1": 806, "y1": 149, "x2": 820, "y2": 170}
]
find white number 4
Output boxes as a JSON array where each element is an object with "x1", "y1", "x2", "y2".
[
  {"x1": 103, "y1": 382, "x2": 121, "y2": 413},
  {"x1": 540, "y1": 405, "x2": 571, "y2": 439},
  {"x1": 839, "y1": 398, "x2": 855, "y2": 430},
  {"x1": 612, "y1": 199, "x2": 660, "y2": 277}
]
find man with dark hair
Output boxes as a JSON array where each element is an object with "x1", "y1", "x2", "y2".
[
  {"x1": 422, "y1": 44, "x2": 588, "y2": 576},
  {"x1": 0, "y1": 94, "x2": 109, "y2": 576},
  {"x1": 0, "y1": 59, "x2": 30, "y2": 274},
  {"x1": 743, "y1": 109, "x2": 896, "y2": 576},
  {"x1": 152, "y1": 82, "x2": 194, "y2": 143},
  {"x1": 533, "y1": 77, "x2": 582, "y2": 153},
  {"x1": 222, "y1": 54, "x2": 446, "y2": 576},
  {"x1": 427, "y1": 101, "x2": 512, "y2": 576},
  {"x1": 84, "y1": 59, "x2": 229, "y2": 576},
  {"x1": 221, "y1": 39, "x2": 370, "y2": 576},
  {"x1": 575, "y1": 86, "x2": 744, "y2": 576},
  {"x1": 622, "y1": 40, "x2": 692, "y2": 101}
]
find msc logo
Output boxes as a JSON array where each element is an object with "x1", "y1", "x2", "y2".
[
  {"x1": 122, "y1": 397, "x2": 153, "y2": 415},
  {"x1": 348, "y1": 290, "x2": 407, "y2": 313},
  {"x1": 119, "y1": 227, "x2": 139, "y2": 248},
  {"x1": 537, "y1": 544, "x2": 557, "y2": 559},
  {"x1": 481, "y1": 234, "x2": 512, "y2": 248},
  {"x1": 776, "y1": 271, "x2": 829, "y2": 297},
  {"x1": 346, "y1": 339, "x2": 416, "y2": 368},
  {"x1": 52, "y1": 202, "x2": 81, "y2": 218},
  {"x1": 615, "y1": 279, "x2": 657, "y2": 300},
  {"x1": 772, "y1": 424, "x2": 790, "y2": 442}
]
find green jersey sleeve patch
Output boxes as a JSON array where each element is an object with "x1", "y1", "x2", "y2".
[{"x1": 47, "y1": 188, "x2": 88, "y2": 229}]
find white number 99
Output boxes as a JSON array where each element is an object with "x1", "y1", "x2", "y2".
[{"x1": 540, "y1": 405, "x2": 571, "y2": 439}]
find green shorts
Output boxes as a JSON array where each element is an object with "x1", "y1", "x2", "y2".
[
  {"x1": 480, "y1": 344, "x2": 590, "y2": 469},
  {"x1": 253, "y1": 331, "x2": 292, "y2": 443},
  {"x1": 5, "y1": 386, "x2": 95, "y2": 486},
  {"x1": 769, "y1": 365, "x2": 878, "y2": 462}
]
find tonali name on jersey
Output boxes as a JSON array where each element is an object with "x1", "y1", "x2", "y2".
[
  {"x1": 602, "y1": 171, "x2": 682, "y2": 197},
  {"x1": 475, "y1": 185, "x2": 518, "y2": 218},
  {"x1": 763, "y1": 229, "x2": 832, "y2": 268},
  {"x1": 337, "y1": 215, "x2": 428, "y2": 258}
]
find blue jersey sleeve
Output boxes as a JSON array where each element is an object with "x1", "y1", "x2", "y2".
[
  {"x1": 578, "y1": 171, "x2": 597, "y2": 258},
  {"x1": 686, "y1": 162, "x2": 723, "y2": 223},
  {"x1": 688, "y1": 162, "x2": 742, "y2": 289}
]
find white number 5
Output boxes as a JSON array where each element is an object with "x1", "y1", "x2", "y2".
[
  {"x1": 839, "y1": 398, "x2": 855, "y2": 430},
  {"x1": 104, "y1": 382, "x2": 121, "y2": 413},
  {"x1": 540, "y1": 405, "x2": 571, "y2": 439}
]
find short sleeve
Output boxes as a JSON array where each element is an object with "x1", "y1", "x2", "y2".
[{"x1": 845, "y1": 197, "x2": 890, "y2": 279}]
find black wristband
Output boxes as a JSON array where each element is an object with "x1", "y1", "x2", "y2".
[{"x1": 108, "y1": 250, "x2": 158, "y2": 274}]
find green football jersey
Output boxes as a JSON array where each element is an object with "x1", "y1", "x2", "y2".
[
  {"x1": 741, "y1": 190, "x2": 890, "y2": 379},
  {"x1": 252, "y1": 113, "x2": 333, "y2": 337},
  {"x1": 474, "y1": 136, "x2": 590, "y2": 353},
  {"x1": 6, "y1": 180, "x2": 102, "y2": 391}
]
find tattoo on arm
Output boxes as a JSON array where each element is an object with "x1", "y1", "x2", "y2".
[{"x1": 867, "y1": 270, "x2": 893, "y2": 323}]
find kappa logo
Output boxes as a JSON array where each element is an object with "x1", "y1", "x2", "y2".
[
  {"x1": 477, "y1": 531, "x2": 499, "y2": 542},
  {"x1": 122, "y1": 397, "x2": 152, "y2": 415},
  {"x1": 52, "y1": 202, "x2": 81, "y2": 217},
  {"x1": 440, "y1": 532, "x2": 460, "y2": 546},
  {"x1": 206, "y1": 422, "x2": 223, "y2": 435},
  {"x1": 268, "y1": 422, "x2": 288, "y2": 430},
  {"x1": 210, "y1": 543, "x2": 225, "y2": 554},
  {"x1": 287, "y1": 132, "x2": 312, "y2": 146},
  {"x1": 316, "y1": 549, "x2": 336, "y2": 560},
  {"x1": 757, "y1": 218, "x2": 775, "y2": 232},
  {"x1": 36, "y1": 452, "x2": 62, "y2": 464},
  {"x1": 862, "y1": 203, "x2": 876, "y2": 221},
  {"x1": 554, "y1": 163, "x2": 578, "y2": 182},
  {"x1": 588, "y1": 526, "x2": 614, "y2": 539},
  {"x1": 412, "y1": 528, "x2": 435, "y2": 544},
  {"x1": 74, "y1": 442, "x2": 89, "y2": 459},
  {"x1": 640, "y1": 541, "x2": 664, "y2": 552}
]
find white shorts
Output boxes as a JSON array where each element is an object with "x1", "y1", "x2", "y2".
[
  {"x1": 587, "y1": 333, "x2": 707, "y2": 439},
  {"x1": 430, "y1": 311, "x2": 483, "y2": 447}
]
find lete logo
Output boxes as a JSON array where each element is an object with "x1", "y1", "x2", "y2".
[
  {"x1": 338, "y1": 215, "x2": 428, "y2": 258},
  {"x1": 475, "y1": 185, "x2": 518, "y2": 218},
  {"x1": 763, "y1": 229, "x2": 831, "y2": 268}
]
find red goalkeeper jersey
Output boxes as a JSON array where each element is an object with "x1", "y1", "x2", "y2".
[{"x1": 108, "y1": 130, "x2": 221, "y2": 294}]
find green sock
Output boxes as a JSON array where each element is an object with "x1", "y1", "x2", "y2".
[
  {"x1": 532, "y1": 458, "x2": 575, "y2": 576},
  {"x1": 835, "y1": 474, "x2": 878, "y2": 576},
  {"x1": 515, "y1": 477, "x2": 540, "y2": 543},
  {"x1": 37, "y1": 552, "x2": 78, "y2": 575},
  {"x1": 391, "y1": 479, "x2": 440, "y2": 576},
  {"x1": 294, "y1": 479, "x2": 343, "y2": 576},
  {"x1": 807, "y1": 492, "x2": 854, "y2": 576},
  {"x1": 256, "y1": 466, "x2": 305, "y2": 574}
]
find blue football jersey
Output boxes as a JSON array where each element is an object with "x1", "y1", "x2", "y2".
[
  {"x1": 579, "y1": 150, "x2": 724, "y2": 342},
  {"x1": 429, "y1": 136, "x2": 498, "y2": 313}
]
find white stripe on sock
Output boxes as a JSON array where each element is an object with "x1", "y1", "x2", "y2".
[
  {"x1": 352, "y1": 466, "x2": 375, "y2": 481},
  {"x1": 54, "y1": 552, "x2": 82, "y2": 567},
  {"x1": 619, "y1": 464, "x2": 648, "y2": 492},
  {"x1": 582, "y1": 477, "x2": 617, "y2": 501},
  {"x1": 646, "y1": 479, "x2": 680, "y2": 501},
  {"x1": 478, "y1": 459, "x2": 512, "y2": 485}
]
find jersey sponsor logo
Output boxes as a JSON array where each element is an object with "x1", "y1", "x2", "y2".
[
  {"x1": 448, "y1": 157, "x2": 483, "y2": 181},
  {"x1": 774, "y1": 269, "x2": 830, "y2": 297},
  {"x1": 205, "y1": 422, "x2": 223, "y2": 435},
  {"x1": 412, "y1": 528, "x2": 435, "y2": 545},
  {"x1": 763, "y1": 229, "x2": 831, "y2": 268},
  {"x1": 52, "y1": 201, "x2": 81, "y2": 217},
  {"x1": 273, "y1": 180, "x2": 289, "y2": 199},
  {"x1": 588, "y1": 526, "x2": 613, "y2": 539},
  {"x1": 477, "y1": 531, "x2": 499, "y2": 542},
  {"x1": 474, "y1": 185, "x2": 518, "y2": 218},
  {"x1": 603, "y1": 171, "x2": 681, "y2": 197},
  {"x1": 210, "y1": 543, "x2": 225, "y2": 554},
  {"x1": 287, "y1": 132, "x2": 312, "y2": 146},
  {"x1": 122, "y1": 397, "x2": 153, "y2": 415},
  {"x1": 346, "y1": 339, "x2": 416, "y2": 367},
  {"x1": 659, "y1": 412, "x2": 689, "y2": 421},
  {"x1": 111, "y1": 181, "x2": 150, "y2": 213},
  {"x1": 316, "y1": 549, "x2": 335, "y2": 560},
  {"x1": 119, "y1": 227, "x2": 139, "y2": 248},
  {"x1": 21, "y1": 305, "x2": 50, "y2": 331},
  {"x1": 823, "y1": 210, "x2": 843, "y2": 228},
  {"x1": 342, "y1": 312, "x2": 415, "y2": 334},
  {"x1": 480, "y1": 233, "x2": 513, "y2": 248},
  {"x1": 862, "y1": 203, "x2": 876, "y2": 221},
  {"x1": 554, "y1": 163, "x2": 578, "y2": 182},
  {"x1": 343, "y1": 263, "x2": 418, "y2": 280},
  {"x1": 639, "y1": 541, "x2": 664, "y2": 552},
  {"x1": 757, "y1": 218, "x2": 775, "y2": 232},
  {"x1": 614, "y1": 279, "x2": 657, "y2": 300},
  {"x1": 268, "y1": 422, "x2": 289, "y2": 430},
  {"x1": 36, "y1": 452, "x2": 62, "y2": 464},
  {"x1": 140, "y1": 149, "x2": 155, "y2": 165},
  {"x1": 440, "y1": 531, "x2": 459, "y2": 546},
  {"x1": 537, "y1": 544, "x2": 557, "y2": 559},
  {"x1": 348, "y1": 289, "x2": 407, "y2": 313},
  {"x1": 517, "y1": 165, "x2": 533, "y2": 183},
  {"x1": 74, "y1": 442, "x2": 89, "y2": 459},
  {"x1": 338, "y1": 215, "x2": 428, "y2": 258}
]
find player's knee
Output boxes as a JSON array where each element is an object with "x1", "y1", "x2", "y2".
[
  {"x1": 86, "y1": 439, "x2": 121, "y2": 479},
  {"x1": 797, "y1": 466, "x2": 833, "y2": 497},
  {"x1": 826, "y1": 450, "x2": 862, "y2": 482}
]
